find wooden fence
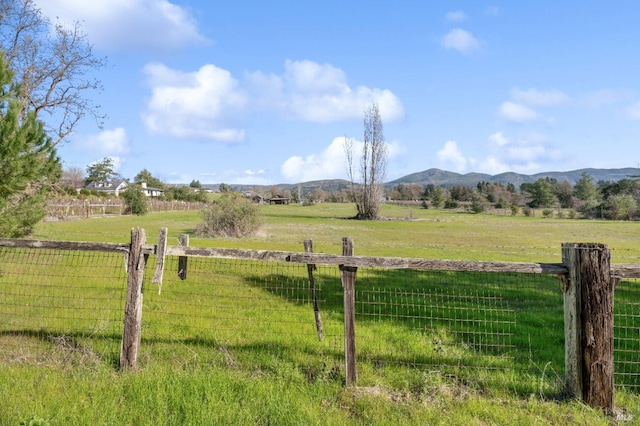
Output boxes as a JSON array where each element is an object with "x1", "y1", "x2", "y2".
[
  {"x1": 46, "y1": 200, "x2": 206, "y2": 219},
  {"x1": 1, "y1": 229, "x2": 639, "y2": 415}
]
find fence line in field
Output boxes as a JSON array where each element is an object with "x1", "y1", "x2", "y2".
[
  {"x1": 1, "y1": 230, "x2": 639, "y2": 413},
  {"x1": 46, "y1": 199, "x2": 206, "y2": 219}
]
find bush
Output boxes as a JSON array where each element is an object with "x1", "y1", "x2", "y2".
[
  {"x1": 121, "y1": 186, "x2": 147, "y2": 215},
  {"x1": 196, "y1": 192, "x2": 262, "y2": 238},
  {"x1": 444, "y1": 200, "x2": 459, "y2": 209},
  {"x1": 542, "y1": 208, "x2": 554, "y2": 218}
]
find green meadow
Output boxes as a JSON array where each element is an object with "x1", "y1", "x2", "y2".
[{"x1": 1, "y1": 203, "x2": 639, "y2": 425}]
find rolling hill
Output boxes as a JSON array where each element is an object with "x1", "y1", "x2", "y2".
[{"x1": 210, "y1": 167, "x2": 640, "y2": 194}]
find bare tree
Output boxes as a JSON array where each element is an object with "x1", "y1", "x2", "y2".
[
  {"x1": 61, "y1": 166, "x2": 85, "y2": 188},
  {"x1": 344, "y1": 102, "x2": 388, "y2": 220},
  {"x1": 0, "y1": 0, "x2": 106, "y2": 146}
]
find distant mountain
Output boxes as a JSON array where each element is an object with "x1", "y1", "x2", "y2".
[
  {"x1": 208, "y1": 179, "x2": 352, "y2": 195},
  {"x1": 207, "y1": 167, "x2": 640, "y2": 193},
  {"x1": 388, "y1": 167, "x2": 640, "y2": 188}
]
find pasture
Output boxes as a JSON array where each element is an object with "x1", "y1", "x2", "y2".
[{"x1": 1, "y1": 203, "x2": 639, "y2": 425}]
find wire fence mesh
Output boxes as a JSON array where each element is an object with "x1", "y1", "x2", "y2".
[
  {"x1": 139, "y1": 256, "x2": 344, "y2": 373},
  {"x1": 614, "y1": 277, "x2": 640, "y2": 390},
  {"x1": 0, "y1": 246, "x2": 126, "y2": 367},
  {"x1": 352, "y1": 269, "x2": 565, "y2": 392},
  {"x1": 0, "y1": 240, "x2": 638, "y2": 394}
]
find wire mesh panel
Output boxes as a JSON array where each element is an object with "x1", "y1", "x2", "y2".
[
  {"x1": 139, "y1": 256, "x2": 344, "y2": 375},
  {"x1": 614, "y1": 278, "x2": 640, "y2": 390},
  {"x1": 0, "y1": 247, "x2": 127, "y2": 366},
  {"x1": 354, "y1": 268, "x2": 565, "y2": 392}
]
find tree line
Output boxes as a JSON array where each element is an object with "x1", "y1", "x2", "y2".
[{"x1": 387, "y1": 172, "x2": 640, "y2": 220}]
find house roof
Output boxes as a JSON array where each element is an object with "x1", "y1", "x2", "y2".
[{"x1": 85, "y1": 179, "x2": 128, "y2": 191}]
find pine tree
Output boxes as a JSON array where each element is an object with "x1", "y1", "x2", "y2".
[{"x1": 0, "y1": 52, "x2": 60, "y2": 237}]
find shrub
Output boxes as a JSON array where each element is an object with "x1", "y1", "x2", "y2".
[
  {"x1": 542, "y1": 208, "x2": 554, "y2": 218},
  {"x1": 510, "y1": 205, "x2": 519, "y2": 216},
  {"x1": 121, "y1": 186, "x2": 147, "y2": 215},
  {"x1": 197, "y1": 192, "x2": 262, "y2": 238},
  {"x1": 523, "y1": 207, "x2": 533, "y2": 217},
  {"x1": 470, "y1": 198, "x2": 485, "y2": 213},
  {"x1": 444, "y1": 200, "x2": 459, "y2": 209}
]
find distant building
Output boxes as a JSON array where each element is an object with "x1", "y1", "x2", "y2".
[
  {"x1": 85, "y1": 179, "x2": 128, "y2": 196},
  {"x1": 139, "y1": 182, "x2": 164, "y2": 198},
  {"x1": 268, "y1": 195, "x2": 290, "y2": 205},
  {"x1": 84, "y1": 180, "x2": 164, "y2": 198}
]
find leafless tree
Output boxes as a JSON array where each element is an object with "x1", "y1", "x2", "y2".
[
  {"x1": 344, "y1": 102, "x2": 388, "y2": 220},
  {"x1": 61, "y1": 166, "x2": 85, "y2": 188},
  {"x1": 0, "y1": 0, "x2": 106, "y2": 146}
]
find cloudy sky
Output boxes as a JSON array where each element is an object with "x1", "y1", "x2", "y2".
[{"x1": 36, "y1": 0, "x2": 640, "y2": 185}]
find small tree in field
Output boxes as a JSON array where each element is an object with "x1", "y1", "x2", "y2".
[
  {"x1": 196, "y1": 191, "x2": 262, "y2": 238},
  {"x1": 345, "y1": 102, "x2": 388, "y2": 220},
  {"x1": 121, "y1": 185, "x2": 147, "y2": 215}
]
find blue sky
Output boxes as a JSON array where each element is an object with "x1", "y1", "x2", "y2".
[{"x1": 35, "y1": 1, "x2": 640, "y2": 185}]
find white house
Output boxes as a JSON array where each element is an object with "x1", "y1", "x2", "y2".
[
  {"x1": 140, "y1": 182, "x2": 164, "y2": 198},
  {"x1": 85, "y1": 179, "x2": 128, "y2": 196}
]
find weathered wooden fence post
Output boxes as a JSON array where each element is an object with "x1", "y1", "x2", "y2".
[
  {"x1": 562, "y1": 243, "x2": 615, "y2": 414},
  {"x1": 120, "y1": 227, "x2": 147, "y2": 369},
  {"x1": 304, "y1": 239, "x2": 324, "y2": 341},
  {"x1": 178, "y1": 233, "x2": 189, "y2": 280},
  {"x1": 339, "y1": 236, "x2": 357, "y2": 386}
]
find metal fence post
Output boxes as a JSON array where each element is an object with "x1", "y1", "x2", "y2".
[{"x1": 562, "y1": 242, "x2": 614, "y2": 415}]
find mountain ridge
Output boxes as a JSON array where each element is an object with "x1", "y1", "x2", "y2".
[{"x1": 213, "y1": 167, "x2": 640, "y2": 193}]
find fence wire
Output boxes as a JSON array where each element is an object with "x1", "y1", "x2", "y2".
[
  {"x1": 0, "y1": 243, "x2": 639, "y2": 394},
  {"x1": 614, "y1": 278, "x2": 640, "y2": 390},
  {"x1": 352, "y1": 268, "x2": 565, "y2": 391},
  {"x1": 139, "y1": 256, "x2": 345, "y2": 373},
  {"x1": 0, "y1": 247, "x2": 126, "y2": 366}
]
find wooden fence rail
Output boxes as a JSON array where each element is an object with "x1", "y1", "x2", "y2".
[{"x1": 2, "y1": 229, "x2": 639, "y2": 415}]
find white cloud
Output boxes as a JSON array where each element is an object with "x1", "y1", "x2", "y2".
[
  {"x1": 143, "y1": 60, "x2": 404, "y2": 142},
  {"x1": 511, "y1": 88, "x2": 569, "y2": 107},
  {"x1": 281, "y1": 137, "x2": 349, "y2": 182},
  {"x1": 272, "y1": 60, "x2": 404, "y2": 122},
  {"x1": 141, "y1": 63, "x2": 247, "y2": 142},
  {"x1": 35, "y1": 0, "x2": 208, "y2": 53},
  {"x1": 437, "y1": 140, "x2": 468, "y2": 172},
  {"x1": 487, "y1": 131, "x2": 509, "y2": 147},
  {"x1": 75, "y1": 127, "x2": 131, "y2": 155},
  {"x1": 441, "y1": 29, "x2": 480, "y2": 54},
  {"x1": 445, "y1": 11, "x2": 467, "y2": 22},
  {"x1": 437, "y1": 133, "x2": 564, "y2": 175},
  {"x1": 484, "y1": 131, "x2": 562, "y2": 173},
  {"x1": 281, "y1": 136, "x2": 402, "y2": 182},
  {"x1": 498, "y1": 101, "x2": 540, "y2": 122},
  {"x1": 626, "y1": 102, "x2": 640, "y2": 120}
]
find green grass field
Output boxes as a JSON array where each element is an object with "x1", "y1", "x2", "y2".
[{"x1": 1, "y1": 203, "x2": 639, "y2": 425}]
